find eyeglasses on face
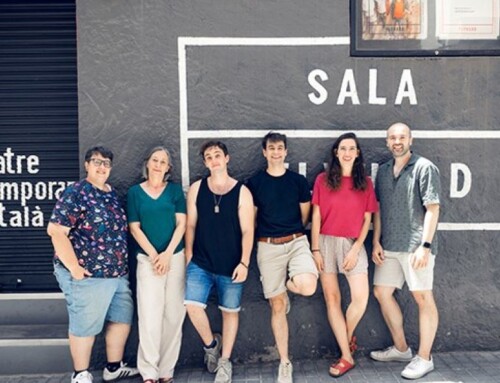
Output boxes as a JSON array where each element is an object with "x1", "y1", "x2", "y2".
[{"x1": 89, "y1": 158, "x2": 112, "y2": 168}]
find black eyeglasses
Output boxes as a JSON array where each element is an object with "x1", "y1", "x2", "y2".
[{"x1": 89, "y1": 158, "x2": 112, "y2": 168}]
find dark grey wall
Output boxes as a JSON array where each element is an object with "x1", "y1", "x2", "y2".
[{"x1": 77, "y1": 0, "x2": 500, "y2": 367}]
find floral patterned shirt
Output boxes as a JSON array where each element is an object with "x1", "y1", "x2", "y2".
[{"x1": 50, "y1": 179, "x2": 129, "y2": 278}]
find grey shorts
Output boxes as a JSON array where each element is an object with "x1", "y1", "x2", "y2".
[
  {"x1": 373, "y1": 250, "x2": 435, "y2": 291},
  {"x1": 256, "y1": 235, "x2": 319, "y2": 299},
  {"x1": 319, "y1": 234, "x2": 368, "y2": 275}
]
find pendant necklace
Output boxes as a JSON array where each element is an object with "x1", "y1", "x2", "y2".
[
  {"x1": 213, "y1": 193, "x2": 223, "y2": 213},
  {"x1": 210, "y1": 178, "x2": 228, "y2": 214}
]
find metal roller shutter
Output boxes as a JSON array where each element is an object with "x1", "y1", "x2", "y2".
[{"x1": 0, "y1": 0, "x2": 78, "y2": 291}]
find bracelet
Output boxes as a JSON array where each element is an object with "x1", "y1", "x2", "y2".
[
  {"x1": 311, "y1": 249, "x2": 320, "y2": 252},
  {"x1": 240, "y1": 261, "x2": 249, "y2": 269}
]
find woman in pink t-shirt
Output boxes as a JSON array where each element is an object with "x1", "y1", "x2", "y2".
[{"x1": 311, "y1": 132, "x2": 378, "y2": 378}]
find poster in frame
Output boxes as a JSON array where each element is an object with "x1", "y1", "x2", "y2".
[
  {"x1": 361, "y1": 0, "x2": 428, "y2": 41},
  {"x1": 350, "y1": 0, "x2": 500, "y2": 56},
  {"x1": 436, "y1": 0, "x2": 499, "y2": 40}
]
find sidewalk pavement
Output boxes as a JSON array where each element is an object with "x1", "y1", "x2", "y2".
[{"x1": 1, "y1": 351, "x2": 499, "y2": 383}]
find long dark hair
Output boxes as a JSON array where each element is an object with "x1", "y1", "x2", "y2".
[{"x1": 326, "y1": 132, "x2": 367, "y2": 191}]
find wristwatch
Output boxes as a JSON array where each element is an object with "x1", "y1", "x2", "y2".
[{"x1": 422, "y1": 241, "x2": 432, "y2": 249}]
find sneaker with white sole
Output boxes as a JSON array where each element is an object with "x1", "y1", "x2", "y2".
[
  {"x1": 71, "y1": 370, "x2": 93, "y2": 383},
  {"x1": 102, "y1": 362, "x2": 139, "y2": 382},
  {"x1": 401, "y1": 355, "x2": 434, "y2": 379},
  {"x1": 277, "y1": 361, "x2": 293, "y2": 383},
  {"x1": 214, "y1": 358, "x2": 232, "y2": 383},
  {"x1": 204, "y1": 333, "x2": 222, "y2": 373},
  {"x1": 370, "y1": 346, "x2": 413, "y2": 362}
]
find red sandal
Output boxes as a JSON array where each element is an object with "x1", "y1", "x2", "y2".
[
  {"x1": 329, "y1": 358, "x2": 355, "y2": 378},
  {"x1": 349, "y1": 335, "x2": 358, "y2": 355}
]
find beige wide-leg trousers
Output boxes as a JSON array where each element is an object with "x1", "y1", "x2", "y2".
[{"x1": 136, "y1": 251, "x2": 186, "y2": 380}]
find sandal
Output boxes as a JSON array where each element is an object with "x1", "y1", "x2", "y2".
[
  {"x1": 329, "y1": 358, "x2": 355, "y2": 378},
  {"x1": 349, "y1": 335, "x2": 358, "y2": 355}
]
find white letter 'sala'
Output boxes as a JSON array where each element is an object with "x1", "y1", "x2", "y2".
[
  {"x1": 369, "y1": 69, "x2": 387, "y2": 105},
  {"x1": 307, "y1": 69, "x2": 328, "y2": 105},
  {"x1": 395, "y1": 69, "x2": 417, "y2": 105},
  {"x1": 337, "y1": 69, "x2": 360, "y2": 105}
]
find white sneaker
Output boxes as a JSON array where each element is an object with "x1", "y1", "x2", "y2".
[
  {"x1": 370, "y1": 346, "x2": 413, "y2": 362},
  {"x1": 277, "y1": 361, "x2": 293, "y2": 383},
  {"x1": 214, "y1": 358, "x2": 232, "y2": 383},
  {"x1": 102, "y1": 362, "x2": 139, "y2": 381},
  {"x1": 71, "y1": 371, "x2": 93, "y2": 383},
  {"x1": 401, "y1": 355, "x2": 434, "y2": 379}
]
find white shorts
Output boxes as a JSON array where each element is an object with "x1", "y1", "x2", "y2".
[{"x1": 373, "y1": 250, "x2": 435, "y2": 291}]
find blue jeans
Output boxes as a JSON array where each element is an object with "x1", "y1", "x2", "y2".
[
  {"x1": 184, "y1": 261, "x2": 244, "y2": 312},
  {"x1": 54, "y1": 264, "x2": 134, "y2": 337}
]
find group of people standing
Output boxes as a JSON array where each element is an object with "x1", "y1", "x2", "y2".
[{"x1": 47, "y1": 121, "x2": 441, "y2": 383}]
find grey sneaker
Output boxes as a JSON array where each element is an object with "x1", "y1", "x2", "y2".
[
  {"x1": 71, "y1": 371, "x2": 93, "y2": 383},
  {"x1": 277, "y1": 361, "x2": 293, "y2": 383},
  {"x1": 214, "y1": 358, "x2": 232, "y2": 383},
  {"x1": 102, "y1": 362, "x2": 139, "y2": 381},
  {"x1": 204, "y1": 333, "x2": 222, "y2": 373},
  {"x1": 370, "y1": 346, "x2": 413, "y2": 362},
  {"x1": 401, "y1": 355, "x2": 434, "y2": 379}
]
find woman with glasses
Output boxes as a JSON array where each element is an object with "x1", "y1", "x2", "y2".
[
  {"x1": 311, "y1": 133, "x2": 378, "y2": 378},
  {"x1": 127, "y1": 146, "x2": 187, "y2": 383},
  {"x1": 47, "y1": 146, "x2": 138, "y2": 383}
]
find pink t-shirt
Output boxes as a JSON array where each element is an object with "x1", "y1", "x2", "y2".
[{"x1": 312, "y1": 172, "x2": 378, "y2": 238}]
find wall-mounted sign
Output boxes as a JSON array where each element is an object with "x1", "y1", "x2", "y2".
[
  {"x1": 351, "y1": 0, "x2": 500, "y2": 56},
  {"x1": 436, "y1": 0, "x2": 499, "y2": 40}
]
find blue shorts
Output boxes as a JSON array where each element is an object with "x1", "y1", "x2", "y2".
[
  {"x1": 184, "y1": 261, "x2": 244, "y2": 312},
  {"x1": 54, "y1": 264, "x2": 134, "y2": 337}
]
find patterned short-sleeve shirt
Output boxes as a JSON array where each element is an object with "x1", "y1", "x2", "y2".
[
  {"x1": 50, "y1": 179, "x2": 129, "y2": 278},
  {"x1": 375, "y1": 153, "x2": 441, "y2": 255}
]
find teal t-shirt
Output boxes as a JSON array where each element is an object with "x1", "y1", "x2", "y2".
[{"x1": 127, "y1": 182, "x2": 187, "y2": 254}]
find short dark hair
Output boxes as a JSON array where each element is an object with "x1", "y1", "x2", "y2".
[
  {"x1": 84, "y1": 146, "x2": 113, "y2": 162},
  {"x1": 199, "y1": 140, "x2": 229, "y2": 157},
  {"x1": 262, "y1": 132, "x2": 287, "y2": 149}
]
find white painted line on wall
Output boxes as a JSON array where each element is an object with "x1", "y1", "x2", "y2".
[
  {"x1": 185, "y1": 129, "x2": 500, "y2": 139},
  {"x1": 0, "y1": 339, "x2": 69, "y2": 347},
  {"x1": 178, "y1": 36, "x2": 350, "y2": 46},
  {"x1": 0, "y1": 293, "x2": 64, "y2": 300},
  {"x1": 438, "y1": 223, "x2": 500, "y2": 231},
  {"x1": 178, "y1": 39, "x2": 190, "y2": 193},
  {"x1": 414, "y1": 130, "x2": 500, "y2": 139}
]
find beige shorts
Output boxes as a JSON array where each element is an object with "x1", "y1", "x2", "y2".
[
  {"x1": 319, "y1": 234, "x2": 368, "y2": 275},
  {"x1": 256, "y1": 235, "x2": 319, "y2": 299},
  {"x1": 373, "y1": 250, "x2": 435, "y2": 291}
]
